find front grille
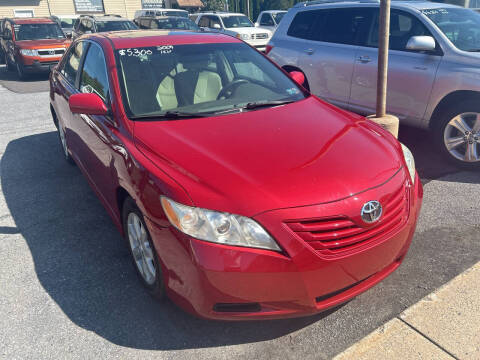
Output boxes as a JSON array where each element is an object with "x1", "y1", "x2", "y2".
[
  {"x1": 252, "y1": 33, "x2": 268, "y2": 40},
  {"x1": 38, "y1": 48, "x2": 65, "y2": 57},
  {"x1": 285, "y1": 183, "x2": 408, "y2": 256}
]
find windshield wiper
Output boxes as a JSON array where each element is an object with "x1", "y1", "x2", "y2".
[
  {"x1": 239, "y1": 99, "x2": 295, "y2": 110},
  {"x1": 131, "y1": 111, "x2": 208, "y2": 120}
]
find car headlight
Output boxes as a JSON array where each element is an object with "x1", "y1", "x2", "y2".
[
  {"x1": 400, "y1": 143, "x2": 416, "y2": 184},
  {"x1": 161, "y1": 197, "x2": 281, "y2": 251},
  {"x1": 20, "y1": 49, "x2": 38, "y2": 57},
  {"x1": 236, "y1": 33, "x2": 250, "y2": 40}
]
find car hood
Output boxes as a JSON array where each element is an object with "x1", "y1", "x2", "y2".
[
  {"x1": 228, "y1": 27, "x2": 271, "y2": 34},
  {"x1": 134, "y1": 97, "x2": 403, "y2": 217},
  {"x1": 16, "y1": 39, "x2": 69, "y2": 49}
]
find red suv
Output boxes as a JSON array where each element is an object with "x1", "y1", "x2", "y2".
[
  {"x1": 49, "y1": 30, "x2": 422, "y2": 320},
  {"x1": 2, "y1": 17, "x2": 70, "y2": 79}
]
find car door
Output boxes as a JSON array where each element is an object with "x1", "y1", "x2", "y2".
[
  {"x1": 349, "y1": 8, "x2": 442, "y2": 122},
  {"x1": 52, "y1": 41, "x2": 87, "y2": 158},
  {"x1": 70, "y1": 41, "x2": 117, "y2": 207},
  {"x1": 296, "y1": 8, "x2": 373, "y2": 108}
]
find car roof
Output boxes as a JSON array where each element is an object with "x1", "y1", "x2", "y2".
[
  {"x1": 10, "y1": 17, "x2": 56, "y2": 25},
  {"x1": 262, "y1": 10, "x2": 287, "y2": 13},
  {"x1": 294, "y1": 0, "x2": 462, "y2": 10},
  {"x1": 194, "y1": 12, "x2": 247, "y2": 17},
  {"x1": 150, "y1": 16, "x2": 194, "y2": 20},
  {"x1": 96, "y1": 30, "x2": 240, "y2": 48}
]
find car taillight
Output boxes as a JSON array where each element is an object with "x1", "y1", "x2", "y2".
[{"x1": 265, "y1": 44, "x2": 273, "y2": 55}]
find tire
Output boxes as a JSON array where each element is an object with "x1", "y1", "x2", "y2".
[
  {"x1": 57, "y1": 122, "x2": 75, "y2": 165},
  {"x1": 5, "y1": 53, "x2": 14, "y2": 71},
  {"x1": 122, "y1": 197, "x2": 165, "y2": 300},
  {"x1": 433, "y1": 99, "x2": 480, "y2": 169},
  {"x1": 0, "y1": 51, "x2": 4, "y2": 65},
  {"x1": 16, "y1": 62, "x2": 27, "y2": 80}
]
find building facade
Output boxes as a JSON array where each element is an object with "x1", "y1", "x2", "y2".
[{"x1": 0, "y1": 0, "x2": 200, "y2": 19}]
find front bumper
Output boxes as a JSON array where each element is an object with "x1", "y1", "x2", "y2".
[
  {"x1": 19, "y1": 55, "x2": 61, "y2": 73},
  {"x1": 146, "y1": 170, "x2": 423, "y2": 320}
]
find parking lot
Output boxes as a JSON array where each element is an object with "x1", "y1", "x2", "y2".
[{"x1": 0, "y1": 64, "x2": 479, "y2": 359}]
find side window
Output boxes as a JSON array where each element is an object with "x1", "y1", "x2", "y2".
[
  {"x1": 198, "y1": 16, "x2": 209, "y2": 27},
  {"x1": 287, "y1": 10, "x2": 317, "y2": 39},
  {"x1": 260, "y1": 14, "x2": 274, "y2": 26},
  {"x1": 312, "y1": 8, "x2": 373, "y2": 45},
  {"x1": 209, "y1": 16, "x2": 222, "y2": 28},
  {"x1": 80, "y1": 44, "x2": 109, "y2": 101},
  {"x1": 366, "y1": 10, "x2": 432, "y2": 51},
  {"x1": 60, "y1": 42, "x2": 85, "y2": 85}
]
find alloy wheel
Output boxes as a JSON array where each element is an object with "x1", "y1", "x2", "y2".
[
  {"x1": 443, "y1": 112, "x2": 480, "y2": 163},
  {"x1": 127, "y1": 212, "x2": 156, "y2": 285}
]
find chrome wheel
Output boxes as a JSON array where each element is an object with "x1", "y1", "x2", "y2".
[
  {"x1": 444, "y1": 112, "x2": 480, "y2": 163},
  {"x1": 127, "y1": 212, "x2": 156, "y2": 285},
  {"x1": 58, "y1": 125, "x2": 69, "y2": 159}
]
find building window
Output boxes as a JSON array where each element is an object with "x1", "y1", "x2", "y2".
[
  {"x1": 14, "y1": 9, "x2": 34, "y2": 18},
  {"x1": 73, "y1": 0, "x2": 105, "y2": 13}
]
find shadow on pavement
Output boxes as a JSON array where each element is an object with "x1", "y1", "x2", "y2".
[
  {"x1": 1, "y1": 131, "x2": 336, "y2": 351},
  {"x1": 0, "y1": 65, "x2": 50, "y2": 93}
]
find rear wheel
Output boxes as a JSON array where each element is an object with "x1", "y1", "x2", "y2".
[
  {"x1": 122, "y1": 197, "x2": 165, "y2": 300},
  {"x1": 433, "y1": 99, "x2": 480, "y2": 169}
]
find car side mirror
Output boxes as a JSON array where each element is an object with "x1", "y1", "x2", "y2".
[
  {"x1": 254, "y1": 22, "x2": 259, "y2": 27},
  {"x1": 406, "y1": 36, "x2": 436, "y2": 52},
  {"x1": 69, "y1": 93, "x2": 108, "y2": 115},
  {"x1": 213, "y1": 24, "x2": 221, "y2": 29},
  {"x1": 289, "y1": 71, "x2": 305, "y2": 87}
]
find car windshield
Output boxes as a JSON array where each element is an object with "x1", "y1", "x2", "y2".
[
  {"x1": 59, "y1": 18, "x2": 75, "y2": 28},
  {"x1": 14, "y1": 23, "x2": 65, "y2": 40},
  {"x1": 423, "y1": 7, "x2": 480, "y2": 51},
  {"x1": 222, "y1": 15, "x2": 253, "y2": 28},
  {"x1": 116, "y1": 42, "x2": 305, "y2": 118},
  {"x1": 156, "y1": 10, "x2": 188, "y2": 18},
  {"x1": 96, "y1": 20, "x2": 137, "y2": 32},
  {"x1": 155, "y1": 18, "x2": 199, "y2": 30},
  {"x1": 273, "y1": 12, "x2": 286, "y2": 24}
]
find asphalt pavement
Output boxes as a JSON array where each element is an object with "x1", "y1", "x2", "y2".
[{"x1": 0, "y1": 66, "x2": 479, "y2": 359}]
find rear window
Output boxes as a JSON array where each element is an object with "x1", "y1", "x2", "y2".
[{"x1": 95, "y1": 20, "x2": 137, "y2": 32}]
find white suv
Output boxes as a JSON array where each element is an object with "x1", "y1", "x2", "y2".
[{"x1": 191, "y1": 12, "x2": 272, "y2": 51}]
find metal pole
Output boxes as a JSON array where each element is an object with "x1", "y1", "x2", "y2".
[
  {"x1": 376, "y1": 0, "x2": 391, "y2": 118},
  {"x1": 246, "y1": 0, "x2": 250, "y2": 18}
]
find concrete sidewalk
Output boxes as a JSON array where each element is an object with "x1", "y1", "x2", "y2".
[{"x1": 335, "y1": 262, "x2": 480, "y2": 359}]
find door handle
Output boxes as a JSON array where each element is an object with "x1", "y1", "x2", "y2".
[
  {"x1": 305, "y1": 48, "x2": 314, "y2": 55},
  {"x1": 357, "y1": 55, "x2": 371, "y2": 63}
]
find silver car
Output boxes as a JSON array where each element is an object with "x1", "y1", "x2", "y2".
[{"x1": 268, "y1": 1, "x2": 480, "y2": 168}]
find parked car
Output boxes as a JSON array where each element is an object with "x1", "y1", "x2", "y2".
[
  {"x1": 135, "y1": 15, "x2": 199, "y2": 31},
  {"x1": 72, "y1": 14, "x2": 137, "y2": 39},
  {"x1": 255, "y1": 10, "x2": 287, "y2": 32},
  {"x1": 268, "y1": 1, "x2": 480, "y2": 168},
  {"x1": 134, "y1": 8, "x2": 189, "y2": 20},
  {"x1": 49, "y1": 30, "x2": 422, "y2": 320},
  {"x1": 2, "y1": 17, "x2": 70, "y2": 79},
  {"x1": 0, "y1": 18, "x2": 5, "y2": 63},
  {"x1": 191, "y1": 12, "x2": 272, "y2": 51},
  {"x1": 50, "y1": 15, "x2": 79, "y2": 37}
]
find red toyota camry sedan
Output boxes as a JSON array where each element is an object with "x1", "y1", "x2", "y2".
[{"x1": 49, "y1": 30, "x2": 422, "y2": 320}]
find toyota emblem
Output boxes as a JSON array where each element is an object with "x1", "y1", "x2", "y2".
[
  {"x1": 361, "y1": 201, "x2": 382, "y2": 223},
  {"x1": 49, "y1": 50, "x2": 55, "y2": 55}
]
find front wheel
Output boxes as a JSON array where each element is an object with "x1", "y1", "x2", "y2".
[
  {"x1": 16, "y1": 62, "x2": 27, "y2": 80},
  {"x1": 433, "y1": 100, "x2": 480, "y2": 169},
  {"x1": 57, "y1": 123, "x2": 75, "y2": 165},
  {"x1": 122, "y1": 197, "x2": 165, "y2": 300}
]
